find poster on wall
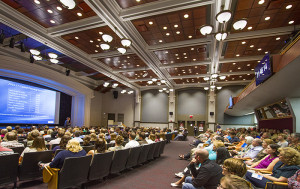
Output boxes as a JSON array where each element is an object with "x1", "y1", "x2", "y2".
[
  {"x1": 197, "y1": 121, "x2": 205, "y2": 132},
  {"x1": 178, "y1": 120, "x2": 185, "y2": 131}
]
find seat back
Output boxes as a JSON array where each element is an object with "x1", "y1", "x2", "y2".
[
  {"x1": 147, "y1": 143, "x2": 156, "y2": 161},
  {"x1": 137, "y1": 144, "x2": 151, "y2": 164},
  {"x1": 153, "y1": 141, "x2": 162, "y2": 158},
  {"x1": 88, "y1": 151, "x2": 114, "y2": 181},
  {"x1": 106, "y1": 143, "x2": 114, "y2": 149},
  {"x1": 58, "y1": 155, "x2": 92, "y2": 189},
  {"x1": 51, "y1": 144, "x2": 59, "y2": 150},
  {"x1": 82, "y1": 145, "x2": 94, "y2": 153},
  {"x1": 110, "y1": 148, "x2": 130, "y2": 174},
  {"x1": 165, "y1": 133, "x2": 172, "y2": 143},
  {"x1": 10, "y1": 146, "x2": 25, "y2": 156},
  {"x1": 125, "y1": 146, "x2": 142, "y2": 169},
  {"x1": 159, "y1": 140, "x2": 166, "y2": 155},
  {"x1": 0, "y1": 153, "x2": 19, "y2": 186},
  {"x1": 18, "y1": 150, "x2": 53, "y2": 181}
]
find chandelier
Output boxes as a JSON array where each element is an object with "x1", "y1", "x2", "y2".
[
  {"x1": 199, "y1": 10, "x2": 247, "y2": 41},
  {"x1": 203, "y1": 73, "x2": 225, "y2": 91},
  {"x1": 159, "y1": 88, "x2": 173, "y2": 93},
  {"x1": 147, "y1": 78, "x2": 166, "y2": 86},
  {"x1": 100, "y1": 33, "x2": 132, "y2": 54},
  {"x1": 58, "y1": 0, "x2": 76, "y2": 9},
  {"x1": 29, "y1": 49, "x2": 59, "y2": 64}
]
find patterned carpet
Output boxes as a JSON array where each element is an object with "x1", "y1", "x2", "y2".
[{"x1": 3, "y1": 137, "x2": 192, "y2": 189}]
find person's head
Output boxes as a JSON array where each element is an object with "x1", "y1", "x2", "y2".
[
  {"x1": 59, "y1": 135, "x2": 71, "y2": 149},
  {"x1": 74, "y1": 131, "x2": 81, "y2": 137},
  {"x1": 291, "y1": 133, "x2": 300, "y2": 143},
  {"x1": 6, "y1": 126, "x2": 12, "y2": 132},
  {"x1": 149, "y1": 134, "x2": 155, "y2": 141},
  {"x1": 1, "y1": 129, "x2": 8, "y2": 135},
  {"x1": 47, "y1": 129, "x2": 53, "y2": 135},
  {"x1": 278, "y1": 133, "x2": 287, "y2": 141},
  {"x1": 229, "y1": 131, "x2": 236, "y2": 137},
  {"x1": 66, "y1": 117, "x2": 70, "y2": 121},
  {"x1": 262, "y1": 132, "x2": 270, "y2": 139},
  {"x1": 216, "y1": 147, "x2": 231, "y2": 165},
  {"x1": 6, "y1": 132, "x2": 17, "y2": 141},
  {"x1": 194, "y1": 149, "x2": 209, "y2": 164},
  {"x1": 219, "y1": 175, "x2": 251, "y2": 189},
  {"x1": 262, "y1": 139, "x2": 274, "y2": 148},
  {"x1": 213, "y1": 140, "x2": 225, "y2": 150},
  {"x1": 129, "y1": 132, "x2": 136, "y2": 140},
  {"x1": 66, "y1": 139, "x2": 83, "y2": 153},
  {"x1": 222, "y1": 158, "x2": 247, "y2": 177},
  {"x1": 57, "y1": 130, "x2": 65, "y2": 138},
  {"x1": 90, "y1": 133, "x2": 97, "y2": 141},
  {"x1": 94, "y1": 139, "x2": 106, "y2": 153},
  {"x1": 239, "y1": 134, "x2": 246, "y2": 141},
  {"x1": 252, "y1": 138, "x2": 263, "y2": 147},
  {"x1": 110, "y1": 133, "x2": 117, "y2": 140},
  {"x1": 283, "y1": 129, "x2": 290, "y2": 135},
  {"x1": 266, "y1": 144, "x2": 280, "y2": 156},
  {"x1": 115, "y1": 135, "x2": 124, "y2": 146},
  {"x1": 83, "y1": 135, "x2": 91, "y2": 146},
  {"x1": 31, "y1": 129, "x2": 40, "y2": 139},
  {"x1": 278, "y1": 147, "x2": 300, "y2": 165},
  {"x1": 139, "y1": 132, "x2": 146, "y2": 140},
  {"x1": 31, "y1": 136, "x2": 46, "y2": 151}
]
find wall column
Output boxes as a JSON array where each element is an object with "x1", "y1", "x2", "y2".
[
  {"x1": 207, "y1": 90, "x2": 216, "y2": 131},
  {"x1": 287, "y1": 98, "x2": 300, "y2": 133},
  {"x1": 134, "y1": 90, "x2": 141, "y2": 127},
  {"x1": 168, "y1": 90, "x2": 176, "y2": 130}
]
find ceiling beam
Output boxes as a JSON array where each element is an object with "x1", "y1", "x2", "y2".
[
  {"x1": 90, "y1": 49, "x2": 134, "y2": 59},
  {"x1": 160, "y1": 60, "x2": 211, "y2": 69},
  {"x1": 219, "y1": 55, "x2": 266, "y2": 63},
  {"x1": 120, "y1": 0, "x2": 214, "y2": 21},
  {"x1": 113, "y1": 67, "x2": 151, "y2": 73}
]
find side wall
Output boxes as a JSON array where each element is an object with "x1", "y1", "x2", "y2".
[{"x1": 90, "y1": 91, "x2": 103, "y2": 127}]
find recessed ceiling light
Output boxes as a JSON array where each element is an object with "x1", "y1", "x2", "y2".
[
  {"x1": 250, "y1": 45, "x2": 254, "y2": 48},
  {"x1": 242, "y1": 41, "x2": 246, "y2": 44},
  {"x1": 247, "y1": 26, "x2": 253, "y2": 30},
  {"x1": 238, "y1": 67, "x2": 241, "y2": 69},
  {"x1": 183, "y1": 53, "x2": 186, "y2": 55},
  {"x1": 97, "y1": 39, "x2": 101, "y2": 41},
  {"x1": 243, "y1": 79, "x2": 246, "y2": 80},
  {"x1": 47, "y1": 9, "x2": 53, "y2": 14},
  {"x1": 95, "y1": 50, "x2": 98, "y2": 52},
  {"x1": 50, "y1": 20, "x2": 55, "y2": 23},
  {"x1": 99, "y1": 32, "x2": 103, "y2": 35},
  {"x1": 251, "y1": 68, "x2": 254, "y2": 70},
  {"x1": 137, "y1": 65, "x2": 140, "y2": 67},
  {"x1": 174, "y1": 24, "x2": 178, "y2": 28},
  {"x1": 188, "y1": 35, "x2": 192, "y2": 38},
  {"x1": 184, "y1": 56, "x2": 187, "y2": 59},
  {"x1": 136, "y1": 0, "x2": 141, "y2": 2},
  {"x1": 247, "y1": 74, "x2": 250, "y2": 75},
  {"x1": 184, "y1": 14, "x2": 189, "y2": 18},
  {"x1": 159, "y1": 40, "x2": 163, "y2": 42},
  {"x1": 177, "y1": 57, "x2": 180, "y2": 59},
  {"x1": 75, "y1": 36, "x2": 79, "y2": 39},
  {"x1": 258, "y1": 0, "x2": 265, "y2": 5},
  {"x1": 258, "y1": 48, "x2": 262, "y2": 51},
  {"x1": 77, "y1": 12, "x2": 82, "y2": 16},
  {"x1": 193, "y1": 59, "x2": 196, "y2": 61},
  {"x1": 236, "y1": 54, "x2": 240, "y2": 57},
  {"x1": 96, "y1": 45, "x2": 99, "y2": 47},
  {"x1": 149, "y1": 21, "x2": 153, "y2": 25},
  {"x1": 276, "y1": 37, "x2": 280, "y2": 40},
  {"x1": 176, "y1": 31, "x2": 180, "y2": 34},
  {"x1": 34, "y1": 0, "x2": 40, "y2": 4},
  {"x1": 165, "y1": 51, "x2": 168, "y2": 54},
  {"x1": 171, "y1": 61, "x2": 174, "y2": 63},
  {"x1": 257, "y1": 60, "x2": 260, "y2": 62},
  {"x1": 175, "y1": 54, "x2": 178, "y2": 56},
  {"x1": 239, "y1": 75, "x2": 242, "y2": 78},
  {"x1": 191, "y1": 48, "x2": 194, "y2": 50},
  {"x1": 229, "y1": 70, "x2": 232, "y2": 72},
  {"x1": 265, "y1": 16, "x2": 270, "y2": 21},
  {"x1": 90, "y1": 40, "x2": 93, "y2": 43},
  {"x1": 57, "y1": 6, "x2": 62, "y2": 11},
  {"x1": 163, "y1": 26, "x2": 167, "y2": 30},
  {"x1": 166, "y1": 33, "x2": 170, "y2": 36},
  {"x1": 289, "y1": 20, "x2": 294, "y2": 24},
  {"x1": 232, "y1": 78, "x2": 235, "y2": 80},
  {"x1": 232, "y1": 62, "x2": 236, "y2": 65},
  {"x1": 247, "y1": 64, "x2": 250, "y2": 66},
  {"x1": 265, "y1": 51, "x2": 268, "y2": 54},
  {"x1": 286, "y1": 5, "x2": 292, "y2": 9}
]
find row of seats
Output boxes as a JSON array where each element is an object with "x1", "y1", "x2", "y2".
[{"x1": 0, "y1": 140, "x2": 166, "y2": 188}]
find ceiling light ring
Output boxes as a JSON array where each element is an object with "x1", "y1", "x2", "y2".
[
  {"x1": 232, "y1": 18, "x2": 248, "y2": 30},
  {"x1": 199, "y1": 24, "x2": 214, "y2": 35},
  {"x1": 58, "y1": 0, "x2": 76, "y2": 9},
  {"x1": 215, "y1": 10, "x2": 232, "y2": 23}
]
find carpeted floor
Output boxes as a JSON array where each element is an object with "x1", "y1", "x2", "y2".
[{"x1": 3, "y1": 137, "x2": 193, "y2": 189}]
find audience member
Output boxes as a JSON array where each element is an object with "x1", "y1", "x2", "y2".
[
  {"x1": 1, "y1": 132, "x2": 24, "y2": 148},
  {"x1": 289, "y1": 133, "x2": 300, "y2": 151},
  {"x1": 52, "y1": 135, "x2": 71, "y2": 152},
  {"x1": 108, "y1": 135, "x2": 124, "y2": 151},
  {"x1": 219, "y1": 175, "x2": 251, "y2": 189},
  {"x1": 240, "y1": 138, "x2": 263, "y2": 159},
  {"x1": 19, "y1": 136, "x2": 47, "y2": 162},
  {"x1": 138, "y1": 132, "x2": 148, "y2": 145},
  {"x1": 125, "y1": 132, "x2": 140, "y2": 148},
  {"x1": 288, "y1": 169, "x2": 300, "y2": 189},
  {"x1": 277, "y1": 133, "x2": 288, "y2": 148},
  {"x1": 87, "y1": 139, "x2": 107, "y2": 156},
  {"x1": 0, "y1": 137, "x2": 13, "y2": 155},
  {"x1": 49, "y1": 130, "x2": 64, "y2": 145},
  {"x1": 222, "y1": 158, "x2": 247, "y2": 177}
]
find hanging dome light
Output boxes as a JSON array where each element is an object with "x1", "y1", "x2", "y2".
[
  {"x1": 48, "y1": 52, "x2": 58, "y2": 59},
  {"x1": 147, "y1": 81, "x2": 153, "y2": 84},
  {"x1": 121, "y1": 38, "x2": 132, "y2": 47},
  {"x1": 211, "y1": 73, "x2": 218, "y2": 78},
  {"x1": 152, "y1": 78, "x2": 158, "y2": 82},
  {"x1": 199, "y1": 25, "x2": 213, "y2": 35},
  {"x1": 30, "y1": 49, "x2": 40, "y2": 55},
  {"x1": 204, "y1": 87, "x2": 209, "y2": 90},
  {"x1": 33, "y1": 55, "x2": 42, "y2": 60},
  {"x1": 233, "y1": 19, "x2": 247, "y2": 30},
  {"x1": 161, "y1": 80, "x2": 166, "y2": 83},
  {"x1": 58, "y1": 0, "x2": 76, "y2": 9},
  {"x1": 112, "y1": 83, "x2": 118, "y2": 88},
  {"x1": 216, "y1": 10, "x2": 232, "y2": 23},
  {"x1": 100, "y1": 43, "x2": 110, "y2": 50},
  {"x1": 102, "y1": 34, "x2": 113, "y2": 43},
  {"x1": 219, "y1": 75, "x2": 226, "y2": 80},
  {"x1": 215, "y1": 32, "x2": 228, "y2": 41},
  {"x1": 217, "y1": 86, "x2": 222, "y2": 90},
  {"x1": 203, "y1": 77, "x2": 210, "y2": 81},
  {"x1": 162, "y1": 88, "x2": 167, "y2": 90},
  {"x1": 159, "y1": 89, "x2": 163, "y2": 92},
  {"x1": 50, "y1": 59, "x2": 59, "y2": 64},
  {"x1": 210, "y1": 85, "x2": 216, "y2": 89},
  {"x1": 117, "y1": 47, "x2": 126, "y2": 54}
]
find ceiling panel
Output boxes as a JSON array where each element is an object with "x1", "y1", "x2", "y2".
[
  {"x1": 2, "y1": 0, "x2": 96, "y2": 28},
  {"x1": 132, "y1": 6, "x2": 208, "y2": 45},
  {"x1": 220, "y1": 60, "x2": 258, "y2": 73},
  {"x1": 120, "y1": 69, "x2": 157, "y2": 80},
  {"x1": 115, "y1": 0, "x2": 159, "y2": 9},
  {"x1": 167, "y1": 65, "x2": 208, "y2": 76},
  {"x1": 224, "y1": 74, "x2": 255, "y2": 82},
  {"x1": 99, "y1": 54, "x2": 148, "y2": 70},
  {"x1": 174, "y1": 77, "x2": 207, "y2": 84}
]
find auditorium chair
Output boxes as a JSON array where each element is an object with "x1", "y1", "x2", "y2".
[
  {"x1": 137, "y1": 144, "x2": 151, "y2": 165},
  {"x1": 147, "y1": 143, "x2": 156, "y2": 161},
  {"x1": 159, "y1": 140, "x2": 166, "y2": 156},
  {"x1": 43, "y1": 155, "x2": 92, "y2": 189},
  {"x1": 88, "y1": 151, "x2": 114, "y2": 181},
  {"x1": 10, "y1": 146, "x2": 25, "y2": 156},
  {"x1": 0, "y1": 153, "x2": 19, "y2": 188},
  {"x1": 82, "y1": 145, "x2": 94, "y2": 153},
  {"x1": 110, "y1": 148, "x2": 130, "y2": 174},
  {"x1": 106, "y1": 143, "x2": 114, "y2": 149},
  {"x1": 51, "y1": 144, "x2": 59, "y2": 150},
  {"x1": 165, "y1": 133, "x2": 172, "y2": 143},
  {"x1": 153, "y1": 141, "x2": 162, "y2": 158},
  {"x1": 125, "y1": 146, "x2": 142, "y2": 169},
  {"x1": 265, "y1": 181, "x2": 288, "y2": 189},
  {"x1": 18, "y1": 150, "x2": 53, "y2": 181}
]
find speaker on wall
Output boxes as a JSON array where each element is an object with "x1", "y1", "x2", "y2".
[
  {"x1": 169, "y1": 112, "x2": 173, "y2": 115},
  {"x1": 210, "y1": 112, "x2": 214, "y2": 116},
  {"x1": 113, "y1": 91, "x2": 118, "y2": 99}
]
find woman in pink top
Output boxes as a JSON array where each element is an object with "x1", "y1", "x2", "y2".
[{"x1": 249, "y1": 144, "x2": 280, "y2": 172}]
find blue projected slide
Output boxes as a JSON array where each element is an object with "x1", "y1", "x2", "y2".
[{"x1": 0, "y1": 78, "x2": 57, "y2": 124}]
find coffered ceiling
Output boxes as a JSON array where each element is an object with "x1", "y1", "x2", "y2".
[{"x1": 0, "y1": 0, "x2": 299, "y2": 93}]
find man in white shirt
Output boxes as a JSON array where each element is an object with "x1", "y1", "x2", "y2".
[
  {"x1": 49, "y1": 130, "x2": 64, "y2": 145},
  {"x1": 125, "y1": 132, "x2": 140, "y2": 149}
]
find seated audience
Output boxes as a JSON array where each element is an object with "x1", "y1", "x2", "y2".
[
  {"x1": 1, "y1": 132, "x2": 24, "y2": 148},
  {"x1": 87, "y1": 139, "x2": 107, "y2": 156},
  {"x1": 73, "y1": 131, "x2": 83, "y2": 143},
  {"x1": 245, "y1": 139, "x2": 275, "y2": 165},
  {"x1": 277, "y1": 133, "x2": 288, "y2": 148},
  {"x1": 248, "y1": 144, "x2": 280, "y2": 172},
  {"x1": 245, "y1": 147, "x2": 300, "y2": 188},
  {"x1": 110, "y1": 133, "x2": 117, "y2": 144},
  {"x1": 289, "y1": 133, "x2": 300, "y2": 151},
  {"x1": 52, "y1": 135, "x2": 71, "y2": 152},
  {"x1": 229, "y1": 131, "x2": 240, "y2": 143},
  {"x1": 125, "y1": 132, "x2": 140, "y2": 148},
  {"x1": 49, "y1": 130, "x2": 64, "y2": 146},
  {"x1": 82, "y1": 135, "x2": 92, "y2": 146},
  {"x1": 0, "y1": 137, "x2": 13, "y2": 155},
  {"x1": 138, "y1": 132, "x2": 148, "y2": 145},
  {"x1": 216, "y1": 147, "x2": 231, "y2": 165},
  {"x1": 219, "y1": 175, "x2": 251, "y2": 189},
  {"x1": 108, "y1": 135, "x2": 124, "y2": 151},
  {"x1": 26, "y1": 129, "x2": 40, "y2": 147},
  {"x1": 288, "y1": 169, "x2": 300, "y2": 189},
  {"x1": 239, "y1": 138, "x2": 263, "y2": 160},
  {"x1": 146, "y1": 134, "x2": 155, "y2": 144},
  {"x1": 19, "y1": 136, "x2": 47, "y2": 162},
  {"x1": 222, "y1": 158, "x2": 247, "y2": 177}
]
